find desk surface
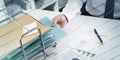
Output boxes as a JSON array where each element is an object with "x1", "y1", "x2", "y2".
[
  {"x1": 56, "y1": 15, "x2": 120, "y2": 60},
  {"x1": 1, "y1": 9, "x2": 120, "y2": 60},
  {"x1": 0, "y1": 15, "x2": 50, "y2": 58}
]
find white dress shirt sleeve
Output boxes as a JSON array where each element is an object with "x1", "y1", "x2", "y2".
[{"x1": 61, "y1": 0, "x2": 86, "y2": 21}]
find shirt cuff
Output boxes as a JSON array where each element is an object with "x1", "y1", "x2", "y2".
[{"x1": 61, "y1": 12, "x2": 76, "y2": 22}]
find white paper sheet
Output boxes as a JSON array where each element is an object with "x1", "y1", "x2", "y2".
[{"x1": 22, "y1": 22, "x2": 38, "y2": 36}]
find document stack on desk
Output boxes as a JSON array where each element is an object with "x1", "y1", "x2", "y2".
[
  {"x1": 0, "y1": 15, "x2": 50, "y2": 60},
  {"x1": 0, "y1": 15, "x2": 67, "y2": 60}
]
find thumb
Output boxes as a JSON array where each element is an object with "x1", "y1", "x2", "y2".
[{"x1": 52, "y1": 18, "x2": 58, "y2": 27}]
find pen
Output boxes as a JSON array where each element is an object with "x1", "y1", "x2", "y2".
[{"x1": 94, "y1": 28, "x2": 103, "y2": 44}]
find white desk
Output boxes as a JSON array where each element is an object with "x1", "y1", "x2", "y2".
[
  {"x1": 52, "y1": 15, "x2": 120, "y2": 60},
  {"x1": 26, "y1": 10, "x2": 120, "y2": 60}
]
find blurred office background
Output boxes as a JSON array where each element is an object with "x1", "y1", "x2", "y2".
[{"x1": 0, "y1": 0, "x2": 68, "y2": 27}]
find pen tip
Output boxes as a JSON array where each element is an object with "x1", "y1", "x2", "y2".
[{"x1": 97, "y1": 42, "x2": 103, "y2": 45}]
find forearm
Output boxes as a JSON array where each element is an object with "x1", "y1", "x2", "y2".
[{"x1": 62, "y1": 0, "x2": 86, "y2": 21}]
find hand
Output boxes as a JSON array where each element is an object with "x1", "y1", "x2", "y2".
[{"x1": 52, "y1": 14, "x2": 68, "y2": 28}]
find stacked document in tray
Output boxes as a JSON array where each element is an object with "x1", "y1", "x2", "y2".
[{"x1": 0, "y1": 15, "x2": 50, "y2": 59}]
